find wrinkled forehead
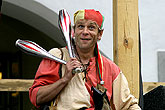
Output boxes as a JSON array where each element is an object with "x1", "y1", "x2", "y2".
[{"x1": 75, "y1": 19, "x2": 98, "y2": 26}]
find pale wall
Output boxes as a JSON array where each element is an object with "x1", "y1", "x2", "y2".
[{"x1": 139, "y1": 0, "x2": 165, "y2": 82}]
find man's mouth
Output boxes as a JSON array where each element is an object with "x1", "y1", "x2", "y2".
[{"x1": 80, "y1": 38, "x2": 91, "y2": 40}]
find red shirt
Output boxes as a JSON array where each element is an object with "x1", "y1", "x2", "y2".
[{"x1": 29, "y1": 56, "x2": 120, "y2": 108}]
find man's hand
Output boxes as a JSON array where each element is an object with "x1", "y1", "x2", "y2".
[{"x1": 63, "y1": 58, "x2": 82, "y2": 82}]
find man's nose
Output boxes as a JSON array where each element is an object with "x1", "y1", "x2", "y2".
[{"x1": 82, "y1": 27, "x2": 89, "y2": 35}]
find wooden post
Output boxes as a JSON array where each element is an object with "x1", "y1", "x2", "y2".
[{"x1": 113, "y1": 0, "x2": 139, "y2": 99}]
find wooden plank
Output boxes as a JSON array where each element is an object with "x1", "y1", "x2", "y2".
[
  {"x1": 113, "y1": 0, "x2": 139, "y2": 99},
  {"x1": 143, "y1": 82, "x2": 165, "y2": 94},
  {"x1": 0, "y1": 79, "x2": 33, "y2": 91},
  {"x1": 0, "y1": 79, "x2": 165, "y2": 94}
]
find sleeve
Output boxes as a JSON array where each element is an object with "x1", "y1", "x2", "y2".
[
  {"x1": 29, "y1": 58, "x2": 61, "y2": 107},
  {"x1": 29, "y1": 48, "x2": 64, "y2": 107},
  {"x1": 112, "y1": 72, "x2": 141, "y2": 110}
]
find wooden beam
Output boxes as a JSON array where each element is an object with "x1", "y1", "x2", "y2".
[
  {"x1": 0, "y1": 79, "x2": 165, "y2": 94},
  {"x1": 143, "y1": 82, "x2": 165, "y2": 94},
  {"x1": 0, "y1": 79, "x2": 33, "y2": 91},
  {"x1": 113, "y1": 0, "x2": 139, "y2": 99}
]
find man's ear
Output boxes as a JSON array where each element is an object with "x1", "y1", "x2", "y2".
[{"x1": 97, "y1": 29, "x2": 104, "y2": 40}]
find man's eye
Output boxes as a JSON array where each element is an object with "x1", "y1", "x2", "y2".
[
  {"x1": 88, "y1": 26, "x2": 96, "y2": 30},
  {"x1": 77, "y1": 25, "x2": 84, "y2": 29}
]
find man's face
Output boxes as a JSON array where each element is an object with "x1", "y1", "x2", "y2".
[{"x1": 74, "y1": 19, "x2": 102, "y2": 50}]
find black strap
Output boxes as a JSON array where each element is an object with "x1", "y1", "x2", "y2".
[{"x1": 58, "y1": 48, "x2": 63, "y2": 78}]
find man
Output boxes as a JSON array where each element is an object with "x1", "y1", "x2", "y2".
[{"x1": 29, "y1": 9, "x2": 141, "y2": 110}]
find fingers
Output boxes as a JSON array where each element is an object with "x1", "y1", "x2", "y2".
[
  {"x1": 63, "y1": 58, "x2": 81, "y2": 81},
  {"x1": 65, "y1": 58, "x2": 82, "y2": 75},
  {"x1": 70, "y1": 59, "x2": 81, "y2": 68},
  {"x1": 68, "y1": 58, "x2": 81, "y2": 68}
]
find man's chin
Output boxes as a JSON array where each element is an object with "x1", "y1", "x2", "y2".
[{"x1": 79, "y1": 45, "x2": 93, "y2": 50}]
